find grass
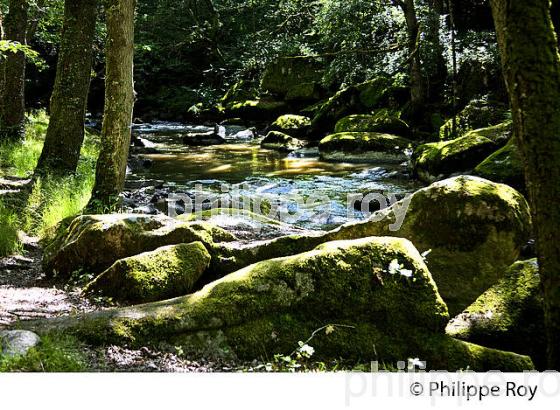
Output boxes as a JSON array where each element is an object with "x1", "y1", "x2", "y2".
[
  {"x1": 0, "y1": 200, "x2": 22, "y2": 256},
  {"x1": 0, "y1": 111, "x2": 100, "y2": 255},
  {"x1": 0, "y1": 111, "x2": 48, "y2": 178},
  {"x1": 0, "y1": 333, "x2": 89, "y2": 372}
]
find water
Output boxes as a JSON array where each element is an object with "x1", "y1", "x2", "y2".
[{"x1": 126, "y1": 122, "x2": 420, "y2": 231}]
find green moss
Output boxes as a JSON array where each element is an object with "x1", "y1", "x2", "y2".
[
  {"x1": 334, "y1": 109, "x2": 410, "y2": 136},
  {"x1": 220, "y1": 80, "x2": 257, "y2": 106},
  {"x1": 474, "y1": 139, "x2": 524, "y2": 191},
  {"x1": 285, "y1": 82, "x2": 323, "y2": 102},
  {"x1": 447, "y1": 259, "x2": 545, "y2": 369},
  {"x1": 0, "y1": 332, "x2": 89, "y2": 372},
  {"x1": 226, "y1": 99, "x2": 289, "y2": 121},
  {"x1": 319, "y1": 132, "x2": 413, "y2": 163},
  {"x1": 261, "y1": 57, "x2": 324, "y2": 97},
  {"x1": 413, "y1": 133, "x2": 498, "y2": 183},
  {"x1": 270, "y1": 115, "x2": 311, "y2": 136},
  {"x1": 42, "y1": 214, "x2": 231, "y2": 279},
  {"x1": 439, "y1": 98, "x2": 510, "y2": 140},
  {"x1": 85, "y1": 242, "x2": 212, "y2": 303},
  {"x1": 261, "y1": 131, "x2": 306, "y2": 152},
  {"x1": 310, "y1": 77, "x2": 399, "y2": 134}
]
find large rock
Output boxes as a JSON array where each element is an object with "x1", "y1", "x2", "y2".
[
  {"x1": 261, "y1": 57, "x2": 323, "y2": 97},
  {"x1": 42, "y1": 214, "x2": 234, "y2": 279},
  {"x1": 412, "y1": 132, "x2": 499, "y2": 183},
  {"x1": 331, "y1": 176, "x2": 532, "y2": 315},
  {"x1": 310, "y1": 77, "x2": 406, "y2": 135},
  {"x1": 319, "y1": 132, "x2": 413, "y2": 163},
  {"x1": 285, "y1": 82, "x2": 324, "y2": 103},
  {"x1": 334, "y1": 109, "x2": 410, "y2": 137},
  {"x1": 474, "y1": 139, "x2": 525, "y2": 192},
  {"x1": 225, "y1": 99, "x2": 290, "y2": 122},
  {"x1": 0, "y1": 330, "x2": 41, "y2": 357},
  {"x1": 182, "y1": 130, "x2": 226, "y2": 146},
  {"x1": 84, "y1": 242, "x2": 211, "y2": 304},
  {"x1": 439, "y1": 98, "x2": 509, "y2": 140},
  {"x1": 261, "y1": 131, "x2": 307, "y2": 152},
  {"x1": 215, "y1": 176, "x2": 532, "y2": 317},
  {"x1": 27, "y1": 236, "x2": 533, "y2": 371},
  {"x1": 269, "y1": 114, "x2": 311, "y2": 138},
  {"x1": 446, "y1": 259, "x2": 545, "y2": 369}
]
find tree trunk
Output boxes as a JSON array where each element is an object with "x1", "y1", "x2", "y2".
[
  {"x1": 490, "y1": 0, "x2": 560, "y2": 370},
  {"x1": 401, "y1": 0, "x2": 426, "y2": 112},
  {"x1": 0, "y1": 0, "x2": 28, "y2": 142},
  {"x1": 88, "y1": 0, "x2": 135, "y2": 211},
  {"x1": 35, "y1": 0, "x2": 98, "y2": 174}
]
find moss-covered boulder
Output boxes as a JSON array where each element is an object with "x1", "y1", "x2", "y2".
[
  {"x1": 261, "y1": 57, "x2": 324, "y2": 97},
  {"x1": 220, "y1": 80, "x2": 257, "y2": 107},
  {"x1": 225, "y1": 99, "x2": 290, "y2": 122},
  {"x1": 42, "y1": 214, "x2": 234, "y2": 279},
  {"x1": 439, "y1": 98, "x2": 509, "y2": 140},
  {"x1": 412, "y1": 133, "x2": 498, "y2": 183},
  {"x1": 465, "y1": 121, "x2": 512, "y2": 145},
  {"x1": 474, "y1": 140, "x2": 525, "y2": 192},
  {"x1": 446, "y1": 259, "x2": 545, "y2": 369},
  {"x1": 331, "y1": 176, "x2": 532, "y2": 316},
  {"x1": 269, "y1": 114, "x2": 312, "y2": 138},
  {"x1": 310, "y1": 77, "x2": 405, "y2": 135},
  {"x1": 84, "y1": 242, "x2": 211, "y2": 304},
  {"x1": 335, "y1": 110, "x2": 410, "y2": 137},
  {"x1": 261, "y1": 131, "x2": 307, "y2": 152},
  {"x1": 29, "y1": 236, "x2": 533, "y2": 371},
  {"x1": 319, "y1": 132, "x2": 413, "y2": 163},
  {"x1": 214, "y1": 176, "x2": 532, "y2": 317},
  {"x1": 285, "y1": 82, "x2": 324, "y2": 103}
]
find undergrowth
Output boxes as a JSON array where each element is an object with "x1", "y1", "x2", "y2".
[
  {"x1": 0, "y1": 111, "x2": 99, "y2": 255},
  {"x1": 0, "y1": 333, "x2": 89, "y2": 372}
]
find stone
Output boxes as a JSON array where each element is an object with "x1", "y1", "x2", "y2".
[
  {"x1": 85, "y1": 242, "x2": 212, "y2": 304},
  {"x1": 319, "y1": 132, "x2": 413, "y2": 163},
  {"x1": 439, "y1": 98, "x2": 510, "y2": 140},
  {"x1": 446, "y1": 259, "x2": 546, "y2": 369},
  {"x1": 412, "y1": 133, "x2": 499, "y2": 183},
  {"x1": 335, "y1": 109, "x2": 410, "y2": 137},
  {"x1": 0, "y1": 330, "x2": 41, "y2": 357},
  {"x1": 225, "y1": 99, "x2": 290, "y2": 122},
  {"x1": 42, "y1": 214, "x2": 234, "y2": 279},
  {"x1": 269, "y1": 114, "x2": 312, "y2": 138},
  {"x1": 474, "y1": 139, "x2": 525, "y2": 192},
  {"x1": 261, "y1": 131, "x2": 307, "y2": 152},
  {"x1": 214, "y1": 176, "x2": 532, "y2": 317},
  {"x1": 261, "y1": 57, "x2": 324, "y2": 97},
  {"x1": 182, "y1": 131, "x2": 226, "y2": 146},
  {"x1": 29, "y1": 237, "x2": 533, "y2": 371}
]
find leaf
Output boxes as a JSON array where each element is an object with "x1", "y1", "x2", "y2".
[{"x1": 325, "y1": 325, "x2": 335, "y2": 335}]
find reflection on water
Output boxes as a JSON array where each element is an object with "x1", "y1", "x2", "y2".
[
  {"x1": 126, "y1": 124, "x2": 420, "y2": 230},
  {"x1": 131, "y1": 142, "x2": 377, "y2": 183}
]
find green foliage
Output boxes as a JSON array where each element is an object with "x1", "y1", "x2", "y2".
[
  {"x1": 0, "y1": 200, "x2": 21, "y2": 257},
  {"x1": 0, "y1": 333, "x2": 89, "y2": 372},
  {"x1": 0, "y1": 112, "x2": 98, "y2": 241},
  {"x1": 21, "y1": 140, "x2": 97, "y2": 237},
  {"x1": 0, "y1": 111, "x2": 48, "y2": 178}
]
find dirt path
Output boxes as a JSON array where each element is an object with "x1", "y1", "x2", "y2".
[{"x1": 0, "y1": 234, "x2": 97, "y2": 328}]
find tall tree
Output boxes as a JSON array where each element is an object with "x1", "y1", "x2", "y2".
[
  {"x1": 490, "y1": 0, "x2": 560, "y2": 369},
  {"x1": 0, "y1": 0, "x2": 28, "y2": 142},
  {"x1": 35, "y1": 0, "x2": 98, "y2": 174},
  {"x1": 88, "y1": 0, "x2": 135, "y2": 210}
]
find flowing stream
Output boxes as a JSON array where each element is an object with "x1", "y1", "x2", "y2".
[{"x1": 124, "y1": 122, "x2": 420, "y2": 232}]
